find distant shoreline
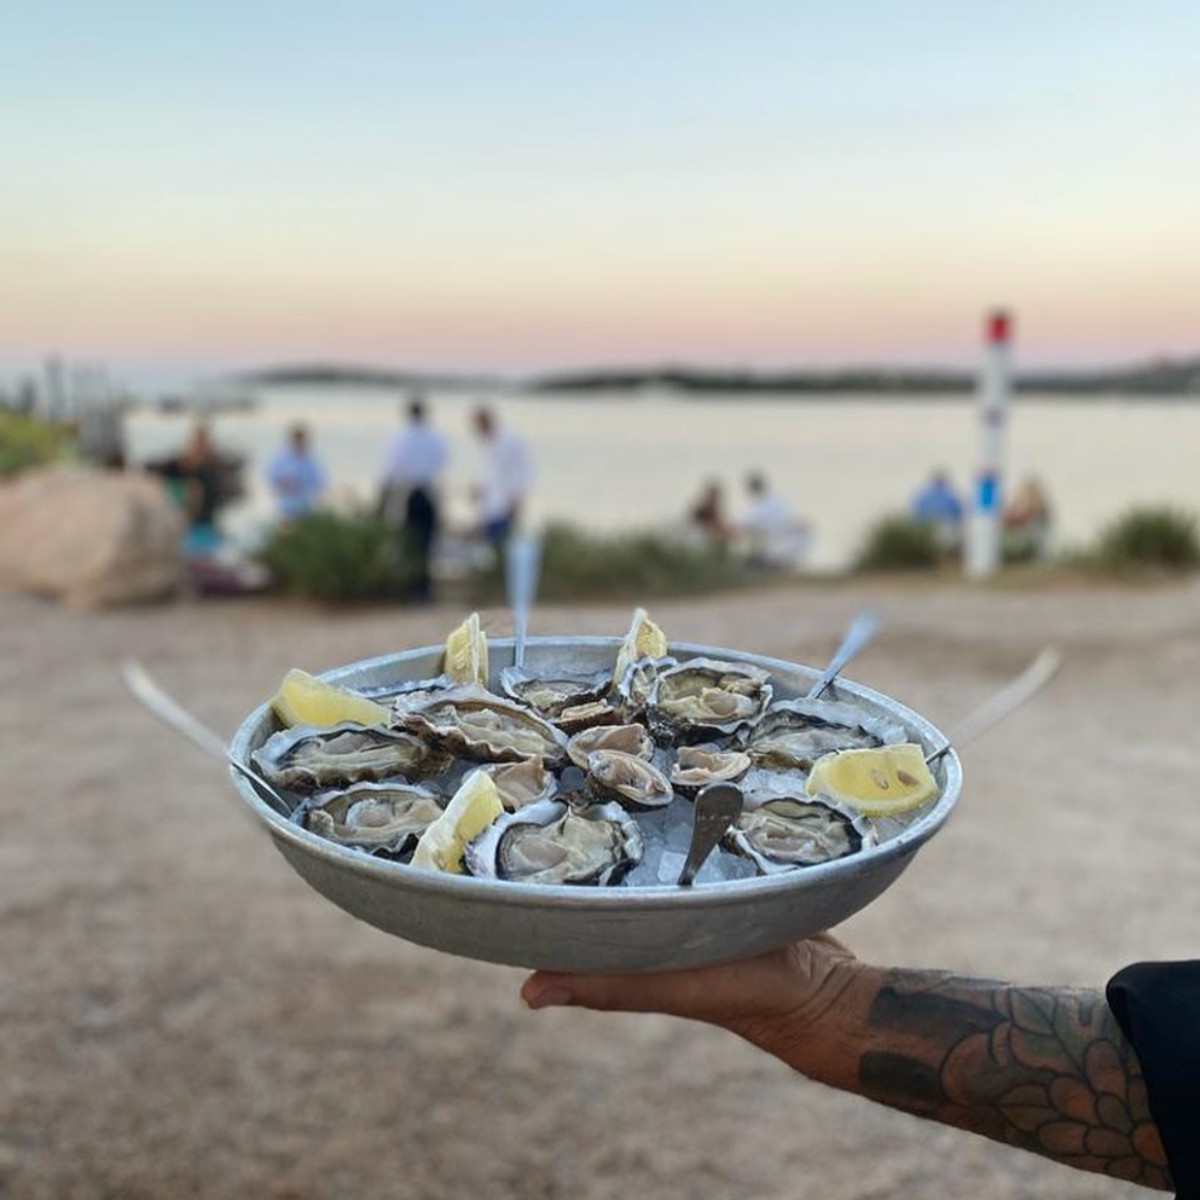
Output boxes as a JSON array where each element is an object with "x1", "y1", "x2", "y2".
[{"x1": 235, "y1": 359, "x2": 1200, "y2": 398}]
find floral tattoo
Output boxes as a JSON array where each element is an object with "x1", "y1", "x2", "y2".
[{"x1": 858, "y1": 972, "x2": 1172, "y2": 1190}]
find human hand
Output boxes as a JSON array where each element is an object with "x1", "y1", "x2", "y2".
[{"x1": 520, "y1": 935, "x2": 865, "y2": 1075}]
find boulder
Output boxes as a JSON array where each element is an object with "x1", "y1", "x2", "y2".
[{"x1": 0, "y1": 465, "x2": 185, "y2": 608}]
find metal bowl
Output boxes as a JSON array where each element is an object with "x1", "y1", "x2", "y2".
[{"x1": 229, "y1": 638, "x2": 961, "y2": 973}]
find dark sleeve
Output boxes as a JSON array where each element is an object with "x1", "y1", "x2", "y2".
[{"x1": 1107, "y1": 961, "x2": 1200, "y2": 1199}]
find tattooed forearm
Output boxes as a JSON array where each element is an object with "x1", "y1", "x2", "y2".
[{"x1": 854, "y1": 971, "x2": 1171, "y2": 1190}]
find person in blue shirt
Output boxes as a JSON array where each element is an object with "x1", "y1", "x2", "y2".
[
  {"x1": 267, "y1": 424, "x2": 326, "y2": 521},
  {"x1": 911, "y1": 468, "x2": 964, "y2": 550}
]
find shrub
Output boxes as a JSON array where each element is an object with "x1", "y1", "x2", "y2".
[
  {"x1": 853, "y1": 515, "x2": 942, "y2": 572},
  {"x1": 0, "y1": 411, "x2": 73, "y2": 478},
  {"x1": 1092, "y1": 506, "x2": 1200, "y2": 572},
  {"x1": 472, "y1": 521, "x2": 756, "y2": 603},
  {"x1": 258, "y1": 510, "x2": 418, "y2": 602}
]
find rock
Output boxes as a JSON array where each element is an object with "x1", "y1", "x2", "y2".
[{"x1": 0, "y1": 465, "x2": 185, "y2": 608}]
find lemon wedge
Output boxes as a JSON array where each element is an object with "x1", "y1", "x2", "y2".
[
  {"x1": 613, "y1": 607, "x2": 668, "y2": 683},
  {"x1": 271, "y1": 668, "x2": 390, "y2": 728},
  {"x1": 444, "y1": 612, "x2": 489, "y2": 686},
  {"x1": 411, "y1": 770, "x2": 504, "y2": 874},
  {"x1": 805, "y1": 744, "x2": 938, "y2": 817}
]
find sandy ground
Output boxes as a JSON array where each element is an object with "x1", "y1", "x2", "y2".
[{"x1": 4, "y1": 579, "x2": 1200, "y2": 1200}]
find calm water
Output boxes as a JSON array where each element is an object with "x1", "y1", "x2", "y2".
[{"x1": 127, "y1": 388, "x2": 1200, "y2": 569}]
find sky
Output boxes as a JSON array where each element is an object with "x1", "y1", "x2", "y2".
[{"x1": 3, "y1": 0, "x2": 1199, "y2": 383}]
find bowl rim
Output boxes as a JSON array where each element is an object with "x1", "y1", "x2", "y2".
[{"x1": 229, "y1": 636, "x2": 961, "y2": 911}]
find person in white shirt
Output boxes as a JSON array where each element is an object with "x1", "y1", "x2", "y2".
[
  {"x1": 740, "y1": 472, "x2": 808, "y2": 569},
  {"x1": 381, "y1": 396, "x2": 448, "y2": 601},
  {"x1": 473, "y1": 406, "x2": 532, "y2": 546}
]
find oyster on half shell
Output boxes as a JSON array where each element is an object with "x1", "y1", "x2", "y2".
[
  {"x1": 479, "y1": 757, "x2": 556, "y2": 811},
  {"x1": 649, "y1": 657, "x2": 772, "y2": 743},
  {"x1": 724, "y1": 793, "x2": 873, "y2": 874},
  {"x1": 252, "y1": 722, "x2": 443, "y2": 790},
  {"x1": 298, "y1": 781, "x2": 443, "y2": 857},
  {"x1": 743, "y1": 698, "x2": 906, "y2": 772},
  {"x1": 670, "y1": 746, "x2": 752, "y2": 797},
  {"x1": 567, "y1": 723, "x2": 655, "y2": 770},
  {"x1": 464, "y1": 798, "x2": 643, "y2": 885},
  {"x1": 586, "y1": 749, "x2": 674, "y2": 811},
  {"x1": 499, "y1": 665, "x2": 610, "y2": 720},
  {"x1": 397, "y1": 685, "x2": 569, "y2": 767}
]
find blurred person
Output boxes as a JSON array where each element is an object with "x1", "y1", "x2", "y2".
[
  {"x1": 473, "y1": 405, "x2": 532, "y2": 546},
  {"x1": 740, "y1": 472, "x2": 808, "y2": 568},
  {"x1": 689, "y1": 479, "x2": 732, "y2": 544},
  {"x1": 1004, "y1": 475, "x2": 1053, "y2": 561},
  {"x1": 175, "y1": 423, "x2": 222, "y2": 554},
  {"x1": 267, "y1": 423, "x2": 325, "y2": 521},
  {"x1": 911, "y1": 468, "x2": 964, "y2": 551},
  {"x1": 381, "y1": 396, "x2": 448, "y2": 602},
  {"x1": 520, "y1": 942, "x2": 1186, "y2": 1193}
]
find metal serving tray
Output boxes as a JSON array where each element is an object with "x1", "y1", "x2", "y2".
[{"x1": 228, "y1": 638, "x2": 961, "y2": 973}]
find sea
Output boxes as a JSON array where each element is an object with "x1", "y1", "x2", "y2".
[{"x1": 125, "y1": 387, "x2": 1200, "y2": 570}]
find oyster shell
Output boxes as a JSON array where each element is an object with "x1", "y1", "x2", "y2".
[
  {"x1": 586, "y1": 749, "x2": 674, "y2": 811},
  {"x1": 464, "y1": 798, "x2": 643, "y2": 885},
  {"x1": 649, "y1": 657, "x2": 773, "y2": 743},
  {"x1": 743, "y1": 698, "x2": 906, "y2": 772},
  {"x1": 499, "y1": 666, "x2": 610, "y2": 720},
  {"x1": 298, "y1": 782, "x2": 443, "y2": 857},
  {"x1": 725, "y1": 793, "x2": 872, "y2": 874},
  {"x1": 363, "y1": 674, "x2": 455, "y2": 716},
  {"x1": 252, "y1": 722, "x2": 442, "y2": 790},
  {"x1": 554, "y1": 699, "x2": 622, "y2": 735},
  {"x1": 479, "y1": 756, "x2": 556, "y2": 811},
  {"x1": 615, "y1": 654, "x2": 678, "y2": 719},
  {"x1": 670, "y1": 746, "x2": 752, "y2": 797},
  {"x1": 567, "y1": 723, "x2": 655, "y2": 770},
  {"x1": 397, "y1": 685, "x2": 569, "y2": 766}
]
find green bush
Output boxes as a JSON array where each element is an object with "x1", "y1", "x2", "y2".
[
  {"x1": 258, "y1": 511, "x2": 418, "y2": 602},
  {"x1": 853, "y1": 515, "x2": 942, "y2": 572},
  {"x1": 472, "y1": 521, "x2": 756, "y2": 602},
  {"x1": 1092, "y1": 506, "x2": 1200, "y2": 572},
  {"x1": 0, "y1": 411, "x2": 73, "y2": 478}
]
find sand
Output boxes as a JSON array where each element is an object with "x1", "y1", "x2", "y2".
[{"x1": 4, "y1": 579, "x2": 1199, "y2": 1199}]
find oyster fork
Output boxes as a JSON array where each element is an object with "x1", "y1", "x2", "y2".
[{"x1": 121, "y1": 659, "x2": 293, "y2": 817}]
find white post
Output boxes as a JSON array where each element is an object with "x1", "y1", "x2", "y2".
[{"x1": 965, "y1": 310, "x2": 1012, "y2": 579}]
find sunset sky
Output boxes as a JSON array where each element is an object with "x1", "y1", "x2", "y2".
[{"x1": 3, "y1": 0, "x2": 1198, "y2": 382}]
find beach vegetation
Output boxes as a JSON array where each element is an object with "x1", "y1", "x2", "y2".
[
  {"x1": 471, "y1": 522, "x2": 758, "y2": 602},
  {"x1": 853, "y1": 515, "x2": 942, "y2": 572},
  {"x1": 0, "y1": 411, "x2": 74, "y2": 478},
  {"x1": 258, "y1": 510, "x2": 418, "y2": 602},
  {"x1": 1090, "y1": 505, "x2": 1200, "y2": 572}
]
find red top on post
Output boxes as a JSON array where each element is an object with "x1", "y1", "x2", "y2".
[{"x1": 987, "y1": 310, "x2": 1012, "y2": 344}]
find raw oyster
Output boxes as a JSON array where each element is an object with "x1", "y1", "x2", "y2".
[
  {"x1": 743, "y1": 698, "x2": 906, "y2": 772},
  {"x1": 615, "y1": 654, "x2": 678, "y2": 719},
  {"x1": 479, "y1": 756, "x2": 556, "y2": 811},
  {"x1": 298, "y1": 782, "x2": 443, "y2": 857},
  {"x1": 725, "y1": 793, "x2": 872, "y2": 874},
  {"x1": 465, "y1": 798, "x2": 643, "y2": 885},
  {"x1": 397, "y1": 685, "x2": 569, "y2": 766},
  {"x1": 554, "y1": 699, "x2": 622, "y2": 735},
  {"x1": 567, "y1": 723, "x2": 655, "y2": 770},
  {"x1": 649, "y1": 657, "x2": 772, "y2": 743},
  {"x1": 499, "y1": 665, "x2": 610, "y2": 720},
  {"x1": 586, "y1": 749, "x2": 674, "y2": 811},
  {"x1": 252, "y1": 722, "x2": 442, "y2": 790},
  {"x1": 670, "y1": 746, "x2": 752, "y2": 797}
]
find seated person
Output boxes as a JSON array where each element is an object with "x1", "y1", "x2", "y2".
[
  {"x1": 740, "y1": 472, "x2": 809, "y2": 569},
  {"x1": 911, "y1": 469, "x2": 964, "y2": 551}
]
